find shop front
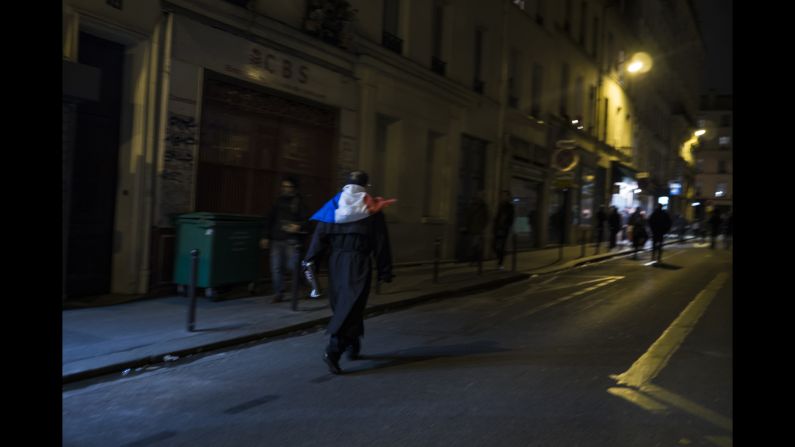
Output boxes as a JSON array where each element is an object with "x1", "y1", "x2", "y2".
[{"x1": 610, "y1": 161, "x2": 640, "y2": 216}]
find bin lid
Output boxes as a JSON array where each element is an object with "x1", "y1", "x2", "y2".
[{"x1": 174, "y1": 212, "x2": 263, "y2": 222}]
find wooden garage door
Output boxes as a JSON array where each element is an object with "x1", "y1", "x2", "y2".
[{"x1": 196, "y1": 75, "x2": 337, "y2": 217}]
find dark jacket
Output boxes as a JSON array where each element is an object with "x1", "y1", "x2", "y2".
[
  {"x1": 304, "y1": 212, "x2": 393, "y2": 336},
  {"x1": 493, "y1": 201, "x2": 515, "y2": 238},
  {"x1": 648, "y1": 209, "x2": 672, "y2": 236},
  {"x1": 263, "y1": 194, "x2": 307, "y2": 241},
  {"x1": 596, "y1": 208, "x2": 607, "y2": 229},
  {"x1": 608, "y1": 211, "x2": 621, "y2": 232},
  {"x1": 709, "y1": 212, "x2": 723, "y2": 235}
]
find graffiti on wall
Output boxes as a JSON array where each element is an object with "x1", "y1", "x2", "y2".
[{"x1": 161, "y1": 112, "x2": 198, "y2": 225}]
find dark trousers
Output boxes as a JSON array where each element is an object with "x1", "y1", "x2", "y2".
[
  {"x1": 595, "y1": 226, "x2": 605, "y2": 252},
  {"x1": 493, "y1": 236, "x2": 507, "y2": 266},
  {"x1": 608, "y1": 229, "x2": 619, "y2": 250},
  {"x1": 326, "y1": 297, "x2": 367, "y2": 360},
  {"x1": 651, "y1": 234, "x2": 665, "y2": 261}
]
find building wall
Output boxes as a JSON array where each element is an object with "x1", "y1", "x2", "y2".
[
  {"x1": 63, "y1": 0, "x2": 165, "y2": 296},
  {"x1": 64, "y1": 0, "x2": 708, "y2": 296}
]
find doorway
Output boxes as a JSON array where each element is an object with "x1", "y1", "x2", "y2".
[{"x1": 64, "y1": 32, "x2": 124, "y2": 298}]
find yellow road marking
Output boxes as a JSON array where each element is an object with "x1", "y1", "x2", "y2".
[{"x1": 612, "y1": 272, "x2": 729, "y2": 387}]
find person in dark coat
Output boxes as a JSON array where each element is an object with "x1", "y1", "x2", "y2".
[
  {"x1": 607, "y1": 206, "x2": 622, "y2": 250},
  {"x1": 648, "y1": 204, "x2": 672, "y2": 262},
  {"x1": 260, "y1": 177, "x2": 308, "y2": 303},
  {"x1": 492, "y1": 190, "x2": 515, "y2": 270},
  {"x1": 303, "y1": 171, "x2": 395, "y2": 374},
  {"x1": 708, "y1": 209, "x2": 723, "y2": 249},
  {"x1": 594, "y1": 205, "x2": 607, "y2": 254},
  {"x1": 674, "y1": 214, "x2": 687, "y2": 243},
  {"x1": 462, "y1": 190, "x2": 489, "y2": 264},
  {"x1": 629, "y1": 207, "x2": 647, "y2": 259},
  {"x1": 723, "y1": 211, "x2": 733, "y2": 249}
]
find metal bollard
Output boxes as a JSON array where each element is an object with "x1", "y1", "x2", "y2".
[
  {"x1": 511, "y1": 233, "x2": 517, "y2": 272},
  {"x1": 433, "y1": 237, "x2": 441, "y2": 283},
  {"x1": 187, "y1": 249, "x2": 199, "y2": 332}
]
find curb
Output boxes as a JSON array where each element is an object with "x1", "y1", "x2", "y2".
[{"x1": 62, "y1": 272, "x2": 529, "y2": 385}]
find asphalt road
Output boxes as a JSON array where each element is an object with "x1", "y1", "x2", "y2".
[{"x1": 63, "y1": 244, "x2": 732, "y2": 447}]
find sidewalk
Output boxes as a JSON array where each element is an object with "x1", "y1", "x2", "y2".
[{"x1": 63, "y1": 238, "x2": 691, "y2": 383}]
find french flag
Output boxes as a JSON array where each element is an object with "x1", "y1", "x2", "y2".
[{"x1": 310, "y1": 184, "x2": 396, "y2": 224}]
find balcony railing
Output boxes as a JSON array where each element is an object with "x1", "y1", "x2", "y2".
[{"x1": 382, "y1": 31, "x2": 403, "y2": 54}]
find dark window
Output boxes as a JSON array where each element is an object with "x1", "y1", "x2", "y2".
[
  {"x1": 718, "y1": 160, "x2": 727, "y2": 174},
  {"x1": 720, "y1": 114, "x2": 731, "y2": 127},
  {"x1": 559, "y1": 63, "x2": 569, "y2": 117},
  {"x1": 579, "y1": 2, "x2": 588, "y2": 46},
  {"x1": 564, "y1": 0, "x2": 573, "y2": 32},
  {"x1": 433, "y1": 2, "x2": 443, "y2": 58},
  {"x1": 383, "y1": 0, "x2": 399, "y2": 35},
  {"x1": 382, "y1": 0, "x2": 402, "y2": 54},
  {"x1": 536, "y1": 0, "x2": 545, "y2": 25},
  {"x1": 474, "y1": 28, "x2": 484, "y2": 92},
  {"x1": 531, "y1": 63, "x2": 543, "y2": 117}
]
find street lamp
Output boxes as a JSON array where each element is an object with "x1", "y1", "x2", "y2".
[
  {"x1": 694, "y1": 129, "x2": 706, "y2": 137},
  {"x1": 625, "y1": 52, "x2": 653, "y2": 74}
]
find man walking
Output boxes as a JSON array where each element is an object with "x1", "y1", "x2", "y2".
[
  {"x1": 304, "y1": 171, "x2": 395, "y2": 374},
  {"x1": 648, "y1": 204, "x2": 672, "y2": 262},
  {"x1": 492, "y1": 190, "x2": 515, "y2": 270},
  {"x1": 260, "y1": 177, "x2": 307, "y2": 303},
  {"x1": 607, "y1": 206, "x2": 621, "y2": 251}
]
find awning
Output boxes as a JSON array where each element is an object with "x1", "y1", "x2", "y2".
[{"x1": 610, "y1": 161, "x2": 637, "y2": 182}]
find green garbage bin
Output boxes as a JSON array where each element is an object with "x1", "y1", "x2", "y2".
[{"x1": 173, "y1": 212, "x2": 264, "y2": 297}]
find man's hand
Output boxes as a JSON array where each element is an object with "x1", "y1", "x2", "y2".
[{"x1": 259, "y1": 238, "x2": 269, "y2": 250}]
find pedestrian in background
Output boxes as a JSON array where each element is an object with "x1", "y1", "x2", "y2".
[
  {"x1": 260, "y1": 177, "x2": 307, "y2": 303},
  {"x1": 629, "y1": 207, "x2": 647, "y2": 259},
  {"x1": 648, "y1": 204, "x2": 672, "y2": 262},
  {"x1": 462, "y1": 190, "x2": 489, "y2": 265},
  {"x1": 304, "y1": 170, "x2": 395, "y2": 374},
  {"x1": 608, "y1": 206, "x2": 621, "y2": 251},
  {"x1": 492, "y1": 190, "x2": 515, "y2": 270},
  {"x1": 723, "y1": 211, "x2": 733, "y2": 249},
  {"x1": 675, "y1": 214, "x2": 687, "y2": 243},
  {"x1": 594, "y1": 205, "x2": 607, "y2": 253},
  {"x1": 708, "y1": 209, "x2": 723, "y2": 249}
]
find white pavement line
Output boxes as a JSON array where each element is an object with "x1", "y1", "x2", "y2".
[
  {"x1": 512, "y1": 277, "x2": 624, "y2": 320},
  {"x1": 611, "y1": 272, "x2": 729, "y2": 388}
]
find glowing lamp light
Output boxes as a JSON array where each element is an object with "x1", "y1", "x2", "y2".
[
  {"x1": 695, "y1": 129, "x2": 706, "y2": 137},
  {"x1": 626, "y1": 52, "x2": 653, "y2": 74}
]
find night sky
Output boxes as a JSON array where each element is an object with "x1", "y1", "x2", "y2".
[{"x1": 692, "y1": 0, "x2": 732, "y2": 93}]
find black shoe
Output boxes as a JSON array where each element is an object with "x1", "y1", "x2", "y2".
[{"x1": 323, "y1": 353, "x2": 342, "y2": 374}]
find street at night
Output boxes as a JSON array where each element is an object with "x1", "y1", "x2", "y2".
[
  {"x1": 62, "y1": 0, "x2": 732, "y2": 444},
  {"x1": 63, "y1": 243, "x2": 731, "y2": 446}
]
